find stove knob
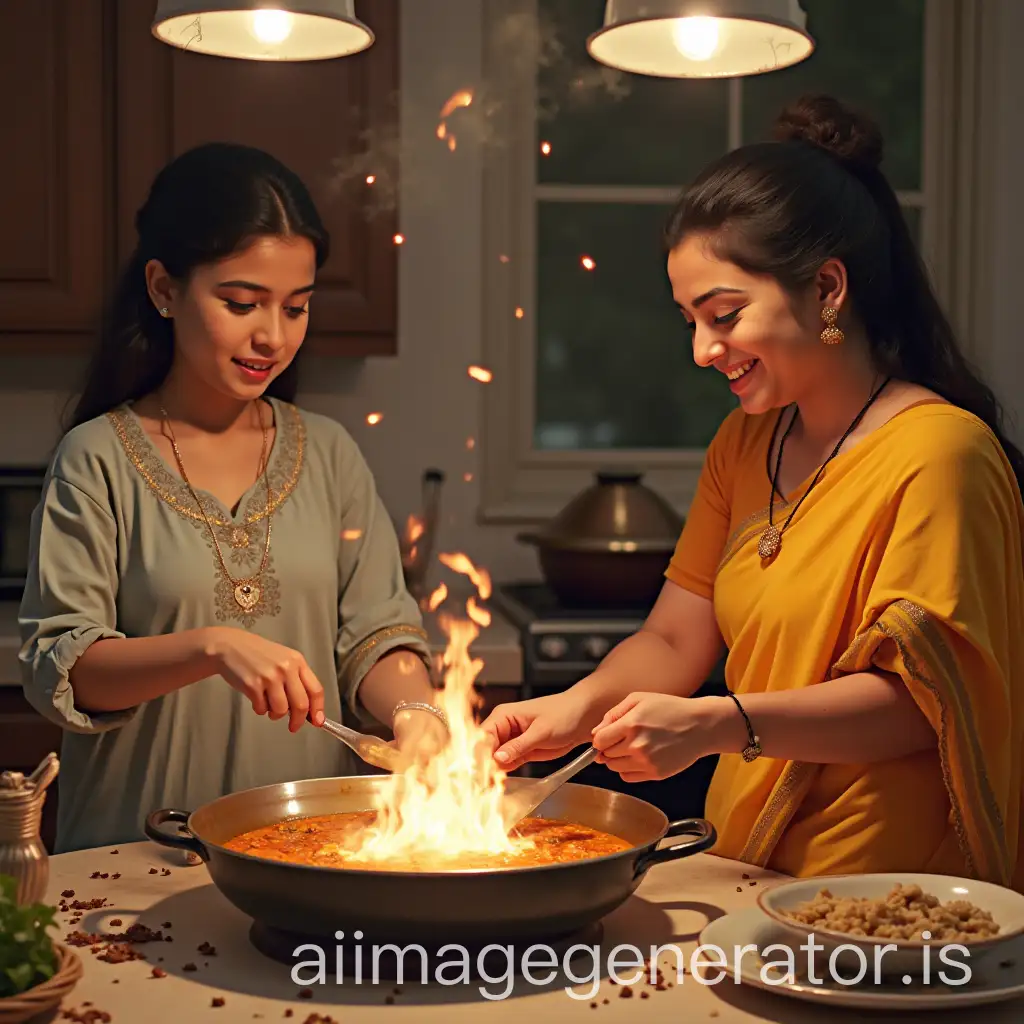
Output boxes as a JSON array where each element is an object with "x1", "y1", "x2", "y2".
[
  {"x1": 538, "y1": 636, "x2": 569, "y2": 660},
  {"x1": 582, "y1": 636, "x2": 610, "y2": 660}
]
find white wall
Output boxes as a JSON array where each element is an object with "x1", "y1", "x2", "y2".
[{"x1": 2, "y1": 0, "x2": 1024, "y2": 589}]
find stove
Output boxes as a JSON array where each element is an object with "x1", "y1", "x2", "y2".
[{"x1": 490, "y1": 582, "x2": 726, "y2": 821}]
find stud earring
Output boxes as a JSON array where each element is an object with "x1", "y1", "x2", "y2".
[
  {"x1": 159, "y1": 306, "x2": 170, "y2": 317},
  {"x1": 820, "y1": 306, "x2": 844, "y2": 344}
]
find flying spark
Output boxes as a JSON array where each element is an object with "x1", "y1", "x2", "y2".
[{"x1": 467, "y1": 365, "x2": 493, "y2": 383}]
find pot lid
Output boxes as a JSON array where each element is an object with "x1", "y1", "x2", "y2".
[{"x1": 520, "y1": 471, "x2": 684, "y2": 552}]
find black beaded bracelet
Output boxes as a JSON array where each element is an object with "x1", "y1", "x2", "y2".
[{"x1": 727, "y1": 692, "x2": 762, "y2": 762}]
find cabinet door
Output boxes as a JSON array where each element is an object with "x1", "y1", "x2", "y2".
[
  {"x1": 0, "y1": 0, "x2": 111, "y2": 347},
  {"x1": 117, "y1": 0, "x2": 399, "y2": 356}
]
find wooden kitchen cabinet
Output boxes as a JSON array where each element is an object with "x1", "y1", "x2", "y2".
[
  {"x1": 0, "y1": 689, "x2": 62, "y2": 853},
  {"x1": 0, "y1": 0, "x2": 113, "y2": 349},
  {"x1": 0, "y1": 0, "x2": 400, "y2": 356}
]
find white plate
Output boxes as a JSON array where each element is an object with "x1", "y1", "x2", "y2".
[
  {"x1": 699, "y1": 908, "x2": 1024, "y2": 1011},
  {"x1": 756, "y1": 872, "x2": 1024, "y2": 976}
]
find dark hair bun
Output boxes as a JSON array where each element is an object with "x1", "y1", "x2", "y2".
[{"x1": 773, "y1": 94, "x2": 884, "y2": 169}]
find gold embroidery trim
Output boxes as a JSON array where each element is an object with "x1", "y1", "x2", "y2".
[
  {"x1": 738, "y1": 761, "x2": 817, "y2": 866},
  {"x1": 340, "y1": 624, "x2": 431, "y2": 691},
  {"x1": 830, "y1": 599, "x2": 1007, "y2": 882},
  {"x1": 107, "y1": 401, "x2": 305, "y2": 526}
]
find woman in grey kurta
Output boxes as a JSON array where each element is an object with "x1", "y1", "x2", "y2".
[
  {"x1": 17, "y1": 142, "x2": 442, "y2": 853},
  {"x1": 19, "y1": 397, "x2": 430, "y2": 852}
]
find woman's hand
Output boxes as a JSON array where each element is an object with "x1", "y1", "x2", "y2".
[
  {"x1": 390, "y1": 705, "x2": 449, "y2": 768},
  {"x1": 480, "y1": 689, "x2": 599, "y2": 772},
  {"x1": 591, "y1": 693, "x2": 726, "y2": 782},
  {"x1": 205, "y1": 627, "x2": 325, "y2": 733}
]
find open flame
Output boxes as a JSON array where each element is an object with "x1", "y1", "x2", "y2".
[{"x1": 341, "y1": 552, "x2": 530, "y2": 866}]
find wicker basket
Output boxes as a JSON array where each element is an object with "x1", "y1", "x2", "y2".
[{"x1": 0, "y1": 943, "x2": 83, "y2": 1024}]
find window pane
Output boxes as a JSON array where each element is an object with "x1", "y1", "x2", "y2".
[
  {"x1": 535, "y1": 0, "x2": 729, "y2": 187},
  {"x1": 534, "y1": 201, "x2": 737, "y2": 450},
  {"x1": 741, "y1": 0, "x2": 924, "y2": 191}
]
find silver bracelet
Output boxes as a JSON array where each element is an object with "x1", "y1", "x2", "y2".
[{"x1": 392, "y1": 700, "x2": 450, "y2": 732}]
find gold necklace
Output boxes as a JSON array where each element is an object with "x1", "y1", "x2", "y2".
[{"x1": 160, "y1": 401, "x2": 273, "y2": 612}]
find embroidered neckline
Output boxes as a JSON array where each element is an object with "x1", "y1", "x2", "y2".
[{"x1": 106, "y1": 397, "x2": 306, "y2": 528}]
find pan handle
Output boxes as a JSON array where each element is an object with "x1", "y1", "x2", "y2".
[
  {"x1": 144, "y1": 808, "x2": 209, "y2": 862},
  {"x1": 633, "y1": 818, "x2": 717, "y2": 879}
]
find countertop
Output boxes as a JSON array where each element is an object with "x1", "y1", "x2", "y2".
[
  {"x1": 21, "y1": 840, "x2": 1024, "y2": 1023},
  {"x1": 0, "y1": 600, "x2": 523, "y2": 688}
]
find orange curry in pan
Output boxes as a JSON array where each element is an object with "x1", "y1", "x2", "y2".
[{"x1": 223, "y1": 811, "x2": 633, "y2": 870}]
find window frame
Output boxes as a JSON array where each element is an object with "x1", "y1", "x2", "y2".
[{"x1": 479, "y1": 0, "x2": 997, "y2": 522}]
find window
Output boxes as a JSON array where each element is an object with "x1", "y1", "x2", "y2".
[{"x1": 480, "y1": 0, "x2": 989, "y2": 520}]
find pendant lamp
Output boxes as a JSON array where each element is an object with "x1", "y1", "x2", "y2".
[
  {"x1": 587, "y1": 0, "x2": 814, "y2": 78},
  {"x1": 152, "y1": 1, "x2": 374, "y2": 61}
]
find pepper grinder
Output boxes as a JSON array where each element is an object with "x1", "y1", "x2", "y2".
[{"x1": 0, "y1": 752, "x2": 59, "y2": 905}]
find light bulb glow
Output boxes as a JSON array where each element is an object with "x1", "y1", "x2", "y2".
[
  {"x1": 671, "y1": 17, "x2": 720, "y2": 61},
  {"x1": 251, "y1": 9, "x2": 293, "y2": 44}
]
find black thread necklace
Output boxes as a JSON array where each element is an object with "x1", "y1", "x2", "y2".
[{"x1": 758, "y1": 376, "x2": 892, "y2": 561}]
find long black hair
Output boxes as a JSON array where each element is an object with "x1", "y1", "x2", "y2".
[
  {"x1": 64, "y1": 142, "x2": 329, "y2": 432},
  {"x1": 664, "y1": 93, "x2": 1024, "y2": 496}
]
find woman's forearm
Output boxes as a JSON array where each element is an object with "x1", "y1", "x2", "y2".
[
  {"x1": 69, "y1": 629, "x2": 219, "y2": 712},
  {"x1": 355, "y1": 647, "x2": 439, "y2": 727},
  {"x1": 574, "y1": 629, "x2": 719, "y2": 720},
  {"x1": 704, "y1": 671, "x2": 937, "y2": 764}
]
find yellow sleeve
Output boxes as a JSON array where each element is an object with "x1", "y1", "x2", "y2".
[
  {"x1": 665, "y1": 409, "x2": 743, "y2": 600},
  {"x1": 830, "y1": 414, "x2": 1024, "y2": 886}
]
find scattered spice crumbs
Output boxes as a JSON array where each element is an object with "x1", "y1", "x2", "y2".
[
  {"x1": 60, "y1": 1008, "x2": 112, "y2": 1023},
  {"x1": 109, "y1": 919, "x2": 122, "y2": 927},
  {"x1": 619, "y1": 985, "x2": 633, "y2": 998},
  {"x1": 111, "y1": 849, "x2": 119, "y2": 854},
  {"x1": 212, "y1": 996, "x2": 225, "y2": 1007},
  {"x1": 151, "y1": 967, "x2": 167, "y2": 978},
  {"x1": 62, "y1": 889, "x2": 75, "y2": 897},
  {"x1": 149, "y1": 868, "x2": 158, "y2": 874},
  {"x1": 285, "y1": 1011, "x2": 294, "y2": 1018},
  {"x1": 198, "y1": 941, "x2": 217, "y2": 955},
  {"x1": 742, "y1": 873, "x2": 750, "y2": 879},
  {"x1": 298, "y1": 988, "x2": 313, "y2": 999},
  {"x1": 183, "y1": 962, "x2": 197, "y2": 972},
  {"x1": 736, "y1": 886, "x2": 743, "y2": 892}
]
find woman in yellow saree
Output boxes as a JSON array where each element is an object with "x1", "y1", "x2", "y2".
[{"x1": 481, "y1": 95, "x2": 1024, "y2": 890}]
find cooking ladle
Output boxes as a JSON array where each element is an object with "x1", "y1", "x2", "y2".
[{"x1": 501, "y1": 745, "x2": 599, "y2": 832}]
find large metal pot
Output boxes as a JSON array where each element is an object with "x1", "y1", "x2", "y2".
[
  {"x1": 144, "y1": 775, "x2": 715, "y2": 947},
  {"x1": 518, "y1": 471, "x2": 683, "y2": 608}
]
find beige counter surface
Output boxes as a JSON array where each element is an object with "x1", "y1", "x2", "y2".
[
  {"x1": 0, "y1": 600, "x2": 523, "y2": 687},
  {"x1": 18, "y1": 839, "x2": 1024, "y2": 1023}
]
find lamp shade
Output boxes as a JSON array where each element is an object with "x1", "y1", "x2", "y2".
[
  {"x1": 152, "y1": 1, "x2": 374, "y2": 61},
  {"x1": 587, "y1": 0, "x2": 814, "y2": 78}
]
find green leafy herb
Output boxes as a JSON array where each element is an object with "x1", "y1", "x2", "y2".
[{"x1": 0, "y1": 873, "x2": 59, "y2": 997}]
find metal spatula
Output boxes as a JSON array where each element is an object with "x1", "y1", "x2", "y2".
[
  {"x1": 318, "y1": 715, "x2": 405, "y2": 773},
  {"x1": 501, "y1": 745, "x2": 599, "y2": 832}
]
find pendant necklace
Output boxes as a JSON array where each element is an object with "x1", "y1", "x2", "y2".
[
  {"x1": 161, "y1": 401, "x2": 273, "y2": 611},
  {"x1": 758, "y1": 376, "x2": 892, "y2": 562}
]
